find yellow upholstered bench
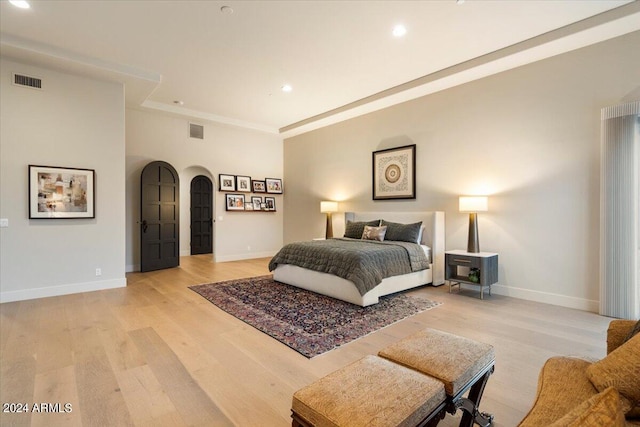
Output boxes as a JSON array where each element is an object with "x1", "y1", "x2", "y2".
[
  {"x1": 291, "y1": 329, "x2": 495, "y2": 427},
  {"x1": 292, "y1": 355, "x2": 446, "y2": 427},
  {"x1": 379, "y1": 328, "x2": 495, "y2": 427}
]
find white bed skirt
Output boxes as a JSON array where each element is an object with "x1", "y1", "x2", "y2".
[{"x1": 273, "y1": 263, "x2": 434, "y2": 307}]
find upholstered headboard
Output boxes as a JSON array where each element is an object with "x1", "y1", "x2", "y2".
[{"x1": 344, "y1": 211, "x2": 445, "y2": 286}]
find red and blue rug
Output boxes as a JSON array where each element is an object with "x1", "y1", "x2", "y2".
[{"x1": 189, "y1": 275, "x2": 441, "y2": 358}]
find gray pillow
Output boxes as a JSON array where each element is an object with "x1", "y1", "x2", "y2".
[
  {"x1": 381, "y1": 220, "x2": 423, "y2": 243},
  {"x1": 344, "y1": 220, "x2": 381, "y2": 239}
]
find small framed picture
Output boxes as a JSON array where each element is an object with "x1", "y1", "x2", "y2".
[
  {"x1": 244, "y1": 201, "x2": 254, "y2": 211},
  {"x1": 252, "y1": 180, "x2": 266, "y2": 193},
  {"x1": 219, "y1": 174, "x2": 235, "y2": 192},
  {"x1": 265, "y1": 196, "x2": 276, "y2": 211},
  {"x1": 29, "y1": 165, "x2": 95, "y2": 219},
  {"x1": 251, "y1": 196, "x2": 262, "y2": 210},
  {"x1": 265, "y1": 178, "x2": 283, "y2": 194},
  {"x1": 236, "y1": 175, "x2": 251, "y2": 192},
  {"x1": 225, "y1": 194, "x2": 245, "y2": 211}
]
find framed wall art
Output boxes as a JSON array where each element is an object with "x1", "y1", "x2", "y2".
[
  {"x1": 219, "y1": 174, "x2": 236, "y2": 191},
  {"x1": 265, "y1": 178, "x2": 283, "y2": 194},
  {"x1": 225, "y1": 194, "x2": 245, "y2": 211},
  {"x1": 251, "y1": 196, "x2": 262, "y2": 210},
  {"x1": 264, "y1": 196, "x2": 276, "y2": 211},
  {"x1": 252, "y1": 180, "x2": 266, "y2": 193},
  {"x1": 372, "y1": 144, "x2": 416, "y2": 200},
  {"x1": 29, "y1": 165, "x2": 95, "y2": 219},
  {"x1": 236, "y1": 175, "x2": 251, "y2": 192}
]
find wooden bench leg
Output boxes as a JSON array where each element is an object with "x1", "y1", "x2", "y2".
[
  {"x1": 456, "y1": 365, "x2": 494, "y2": 427},
  {"x1": 291, "y1": 412, "x2": 311, "y2": 427}
]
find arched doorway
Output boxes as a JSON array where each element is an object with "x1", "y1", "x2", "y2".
[
  {"x1": 140, "y1": 161, "x2": 180, "y2": 272},
  {"x1": 190, "y1": 175, "x2": 213, "y2": 255}
]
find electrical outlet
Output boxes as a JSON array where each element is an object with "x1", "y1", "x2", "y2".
[
  {"x1": 247, "y1": 245, "x2": 251, "y2": 251},
  {"x1": 95, "y1": 268, "x2": 102, "y2": 276},
  {"x1": 0, "y1": 218, "x2": 8, "y2": 228}
]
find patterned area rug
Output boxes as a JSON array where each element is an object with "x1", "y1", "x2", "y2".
[{"x1": 189, "y1": 275, "x2": 441, "y2": 358}]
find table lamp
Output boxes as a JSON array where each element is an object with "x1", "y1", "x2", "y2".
[
  {"x1": 459, "y1": 196, "x2": 488, "y2": 253},
  {"x1": 320, "y1": 201, "x2": 339, "y2": 239}
]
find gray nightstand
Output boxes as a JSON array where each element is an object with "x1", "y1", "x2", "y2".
[{"x1": 445, "y1": 250, "x2": 498, "y2": 299}]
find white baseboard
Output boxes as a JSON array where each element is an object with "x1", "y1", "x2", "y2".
[
  {"x1": 125, "y1": 251, "x2": 274, "y2": 272},
  {"x1": 126, "y1": 264, "x2": 140, "y2": 273},
  {"x1": 0, "y1": 277, "x2": 127, "y2": 303},
  {"x1": 490, "y1": 284, "x2": 599, "y2": 313},
  {"x1": 214, "y1": 251, "x2": 277, "y2": 263},
  {"x1": 180, "y1": 249, "x2": 191, "y2": 257}
]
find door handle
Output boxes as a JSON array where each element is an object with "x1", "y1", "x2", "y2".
[{"x1": 142, "y1": 220, "x2": 148, "y2": 233}]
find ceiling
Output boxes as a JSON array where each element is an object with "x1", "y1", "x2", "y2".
[{"x1": 1, "y1": 1, "x2": 639, "y2": 137}]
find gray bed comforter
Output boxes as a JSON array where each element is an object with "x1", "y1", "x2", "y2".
[{"x1": 268, "y1": 238, "x2": 429, "y2": 296}]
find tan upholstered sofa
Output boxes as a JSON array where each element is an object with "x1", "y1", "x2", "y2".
[{"x1": 518, "y1": 319, "x2": 640, "y2": 427}]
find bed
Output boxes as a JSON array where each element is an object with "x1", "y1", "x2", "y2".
[{"x1": 270, "y1": 211, "x2": 445, "y2": 306}]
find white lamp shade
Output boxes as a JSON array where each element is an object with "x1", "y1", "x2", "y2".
[
  {"x1": 320, "y1": 201, "x2": 339, "y2": 213},
  {"x1": 459, "y1": 196, "x2": 488, "y2": 212}
]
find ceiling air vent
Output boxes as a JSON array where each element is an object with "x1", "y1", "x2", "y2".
[
  {"x1": 14, "y1": 73, "x2": 42, "y2": 90},
  {"x1": 189, "y1": 123, "x2": 204, "y2": 139}
]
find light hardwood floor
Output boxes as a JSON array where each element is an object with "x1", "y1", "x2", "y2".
[{"x1": 1, "y1": 255, "x2": 613, "y2": 427}]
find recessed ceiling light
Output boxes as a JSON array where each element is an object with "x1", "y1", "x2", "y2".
[
  {"x1": 281, "y1": 84, "x2": 293, "y2": 93},
  {"x1": 9, "y1": 0, "x2": 30, "y2": 9},
  {"x1": 220, "y1": 5, "x2": 234, "y2": 14},
  {"x1": 392, "y1": 24, "x2": 407, "y2": 38}
]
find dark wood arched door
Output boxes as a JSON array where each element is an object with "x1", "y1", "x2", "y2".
[
  {"x1": 140, "y1": 161, "x2": 180, "y2": 272},
  {"x1": 190, "y1": 175, "x2": 213, "y2": 255}
]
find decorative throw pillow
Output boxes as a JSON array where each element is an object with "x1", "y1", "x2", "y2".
[
  {"x1": 586, "y1": 333, "x2": 640, "y2": 414},
  {"x1": 361, "y1": 225, "x2": 387, "y2": 242},
  {"x1": 549, "y1": 387, "x2": 626, "y2": 427},
  {"x1": 344, "y1": 220, "x2": 380, "y2": 239},
  {"x1": 381, "y1": 220, "x2": 423, "y2": 243}
]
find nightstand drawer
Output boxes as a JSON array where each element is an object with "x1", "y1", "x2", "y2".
[{"x1": 447, "y1": 255, "x2": 481, "y2": 268}]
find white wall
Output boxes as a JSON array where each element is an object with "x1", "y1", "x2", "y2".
[
  {"x1": 283, "y1": 31, "x2": 640, "y2": 312},
  {"x1": 125, "y1": 108, "x2": 283, "y2": 271},
  {"x1": 0, "y1": 59, "x2": 126, "y2": 302}
]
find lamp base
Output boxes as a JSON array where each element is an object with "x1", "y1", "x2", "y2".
[
  {"x1": 467, "y1": 213, "x2": 480, "y2": 253},
  {"x1": 325, "y1": 212, "x2": 333, "y2": 239}
]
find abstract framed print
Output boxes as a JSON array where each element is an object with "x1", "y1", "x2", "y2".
[{"x1": 29, "y1": 165, "x2": 95, "y2": 218}]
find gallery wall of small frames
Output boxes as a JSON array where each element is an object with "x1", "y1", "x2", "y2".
[{"x1": 219, "y1": 174, "x2": 282, "y2": 212}]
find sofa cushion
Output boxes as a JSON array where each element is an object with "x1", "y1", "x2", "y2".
[
  {"x1": 625, "y1": 319, "x2": 640, "y2": 342},
  {"x1": 587, "y1": 334, "x2": 640, "y2": 414},
  {"x1": 518, "y1": 357, "x2": 598, "y2": 427},
  {"x1": 607, "y1": 320, "x2": 638, "y2": 354},
  {"x1": 549, "y1": 387, "x2": 626, "y2": 427}
]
